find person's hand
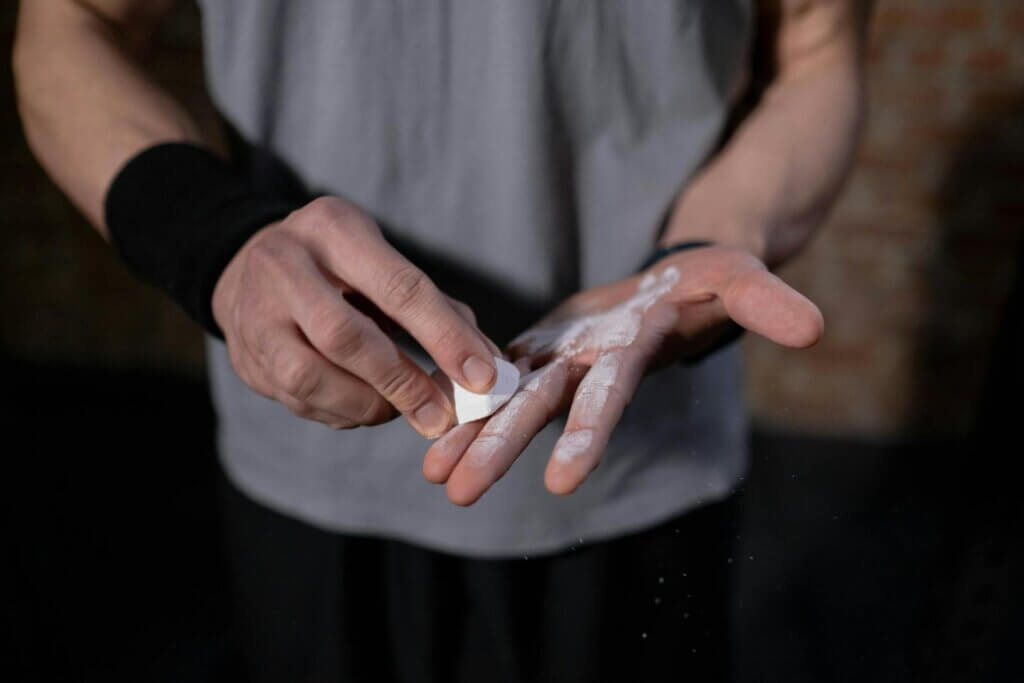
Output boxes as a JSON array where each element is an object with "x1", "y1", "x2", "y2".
[
  {"x1": 211, "y1": 196, "x2": 500, "y2": 437},
  {"x1": 423, "y1": 245, "x2": 823, "y2": 505}
]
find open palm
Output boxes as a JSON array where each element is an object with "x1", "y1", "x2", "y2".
[{"x1": 423, "y1": 246, "x2": 824, "y2": 506}]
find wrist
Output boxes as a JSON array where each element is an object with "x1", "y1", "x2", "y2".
[
  {"x1": 638, "y1": 240, "x2": 715, "y2": 272},
  {"x1": 105, "y1": 142, "x2": 300, "y2": 338},
  {"x1": 664, "y1": 183, "x2": 769, "y2": 263}
]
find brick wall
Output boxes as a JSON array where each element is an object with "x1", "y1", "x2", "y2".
[
  {"x1": 3, "y1": 2, "x2": 1022, "y2": 436},
  {"x1": 745, "y1": 0, "x2": 1024, "y2": 437}
]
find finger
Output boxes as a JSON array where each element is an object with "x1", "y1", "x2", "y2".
[
  {"x1": 271, "y1": 248, "x2": 455, "y2": 437},
  {"x1": 256, "y1": 323, "x2": 397, "y2": 428},
  {"x1": 720, "y1": 267, "x2": 824, "y2": 348},
  {"x1": 223, "y1": 327, "x2": 274, "y2": 399},
  {"x1": 318, "y1": 224, "x2": 500, "y2": 393},
  {"x1": 420, "y1": 357, "x2": 526, "y2": 484},
  {"x1": 448, "y1": 296, "x2": 503, "y2": 358},
  {"x1": 545, "y1": 303, "x2": 678, "y2": 495},
  {"x1": 445, "y1": 361, "x2": 569, "y2": 506},
  {"x1": 422, "y1": 421, "x2": 485, "y2": 484},
  {"x1": 278, "y1": 396, "x2": 384, "y2": 430},
  {"x1": 660, "y1": 249, "x2": 823, "y2": 348},
  {"x1": 447, "y1": 296, "x2": 477, "y2": 326}
]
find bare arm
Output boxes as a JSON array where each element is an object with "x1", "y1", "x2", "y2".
[
  {"x1": 424, "y1": 0, "x2": 874, "y2": 504},
  {"x1": 664, "y1": 0, "x2": 873, "y2": 266},
  {"x1": 13, "y1": 0, "x2": 501, "y2": 437},
  {"x1": 13, "y1": 0, "x2": 210, "y2": 236}
]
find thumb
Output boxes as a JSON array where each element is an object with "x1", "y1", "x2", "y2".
[{"x1": 721, "y1": 267, "x2": 824, "y2": 348}]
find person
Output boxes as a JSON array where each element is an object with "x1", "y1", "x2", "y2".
[{"x1": 13, "y1": 0, "x2": 870, "y2": 680}]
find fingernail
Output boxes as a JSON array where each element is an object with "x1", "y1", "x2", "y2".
[
  {"x1": 414, "y1": 401, "x2": 449, "y2": 438},
  {"x1": 462, "y1": 355, "x2": 495, "y2": 392}
]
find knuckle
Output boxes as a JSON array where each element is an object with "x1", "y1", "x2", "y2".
[
  {"x1": 298, "y1": 197, "x2": 376, "y2": 238},
  {"x1": 299, "y1": 196, "x2": 341, "y2": 227},
  {"x1": 249, "y1": 322, "x2": 276, "y2": 357},
  {"x1": 381, "y1": 266, "x2": 430, "y2": 313},
  {"x1": 430, "y1": 322, "x2": 474, "y2": 363},
  {"x1": 245, "y1": 236, "x2": 293, "y2": 279},
  {"x1": 275, "y1": 353, "x2": 321, "y2": 402},
  {"x1": 377, "y1": 366, "x2": 429, "y2": 406},
  {"x1": 245, "y1": 240, "x2": 278, "y2": 272},
  {"x1": 281, "y1": 395, "x2": 316, "y2": 419},
  {"x1": 309, "y1": 307, "x2": 365, "y2": 358}
]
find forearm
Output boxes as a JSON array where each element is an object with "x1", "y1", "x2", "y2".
[
  {"x1": 13, "y1": 0, "x2": 212, "y2": 237},
  {"x1": 665, "y1": 0, "x2": 871, "y2": 267}
]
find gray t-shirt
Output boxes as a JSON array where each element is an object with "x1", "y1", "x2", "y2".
[{"x1": 198, "y1": 0, "x2": 753, "y2": 557}]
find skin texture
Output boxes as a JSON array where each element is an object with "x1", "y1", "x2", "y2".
[
  {"x1": 424, "y1": 0, "x2": 873, "y2": 505},
  {"x1": 424, "y1": 247, "x2": 824, "y2": 505},
  {"x1": 13, "y1": 0, "x2": 500, "y2": 439},
  {"x1": 664, "y1": 0, "x2": 874, "y2": 266},
  {"x1": 211, "y1": 197, "x2": 505, "y2": 435},
  {"x1": 13, "y1": 0, "x2": 872, "y2": 501}
]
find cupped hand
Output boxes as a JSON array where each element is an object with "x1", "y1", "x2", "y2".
[
  {"x1": 423, "y1": 245, "x2": 823, "y2": 505},
  {"x1": 211, "y1": 196, "x2": 500, "y2": 437}
]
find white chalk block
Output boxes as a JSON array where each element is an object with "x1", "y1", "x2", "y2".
[{"x1": 451, "y1": 357, "x2": 521, "y2": 425}]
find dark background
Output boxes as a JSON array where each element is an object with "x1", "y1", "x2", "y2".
[{"x1": 3, "y1": 2, "x2": 1023, "y2": 681}]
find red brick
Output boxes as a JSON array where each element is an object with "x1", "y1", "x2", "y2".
[
  {"x1": 908, "y1": 44, "x2": 945, "y2": 69},
  {"x1": 967, "y1": 47, "x2": 1010, "y2": 74},
  {"x1": 1006, "y1": 8, "x2": 1024, "y2": 34},
  {"x1": 903, "y1": 84, "x2": 945, "y2": 108},
  {"x1": 874, "y1": 4, "x2": 918, "y2": 30},
  {"x1": 931, "y1": 5, "x2": 984, "y2": 31}
]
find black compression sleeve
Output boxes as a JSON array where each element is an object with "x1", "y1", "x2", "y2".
[{"x1": 104, "y1": 142, "x2": 299, "y2": 339}]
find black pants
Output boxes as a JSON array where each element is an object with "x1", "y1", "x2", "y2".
[{"x1": 222, "y1": 476, "x2": 738, "y2": 683}]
